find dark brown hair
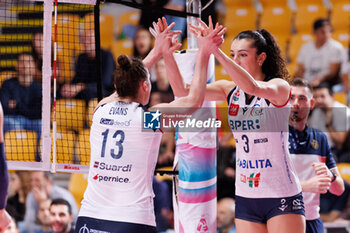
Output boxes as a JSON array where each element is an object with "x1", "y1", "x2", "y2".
[
  {"x1": 291, "y1": 78, "x2": 313, "y2": 92},
  {"x1": 114, "y1": 55, "x2": 148, "y2": 99},
  {"x1": 234, "y1": 29, "x2": 290, "y2": 81}
]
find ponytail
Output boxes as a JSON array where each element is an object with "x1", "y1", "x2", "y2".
[{"x1": 258, "y1": 29, "x2": 290, "y2": 82}]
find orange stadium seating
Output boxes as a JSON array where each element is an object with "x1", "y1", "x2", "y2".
[
  {"x1": 330, "y1": 1, "x2": 350, "y2": 32},
  {"x1": 294, "y1": 0, "x2": 329, "y2": 33},
  {"x1": 5, "y1": 130, "x2": 37, "y2": 162},
  {"x1": 76, "y1": 129, "x2": 90, "y2": 165},
  {"x1": 54, "y1": 99, "x2": 86, "y2": 132}
]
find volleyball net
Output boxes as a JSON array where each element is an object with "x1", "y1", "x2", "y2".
[{"x1": 2, "y1": 0, "x2": 97, "y2": 172}]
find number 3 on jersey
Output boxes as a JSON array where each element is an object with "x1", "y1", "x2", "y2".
[
  {"x1": 101, "y1": 129, "x2": 125, "y2": 159},
  {"x1": 242, "y1": 134, "x2": 249, "y2": 153}
]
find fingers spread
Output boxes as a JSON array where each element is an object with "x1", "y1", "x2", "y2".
[{"x1": 197, "y1": 17, "x2": 209, "y2": 29}]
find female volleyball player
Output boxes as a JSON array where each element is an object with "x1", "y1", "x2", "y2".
[
  {"x1": 0, "y1": 103, "x2": 11, "y2": 233},
  {"x1": 74, "y1": 20, "x2": 226, "y2": 233},
  {"x1": 166, "y1": 18, "x2": 306, "y2": 233}
]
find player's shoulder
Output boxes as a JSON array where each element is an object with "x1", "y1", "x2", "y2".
[{"x1": 308, "y1": 126, "x2": 328, "y2": 142}]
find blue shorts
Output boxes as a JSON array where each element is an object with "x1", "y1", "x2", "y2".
[
  {"x1": 306, "y1": 218, "x2": 324, "y2": 233},
  {"x1": 75, "y1": 216, "x2": 157, "y2": 233},
  {"x1": 235, "y1": 192, "x2": 305, "y2": 223}
]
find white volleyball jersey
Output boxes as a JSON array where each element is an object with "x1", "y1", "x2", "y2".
[
  {"x1": 227, "y1": 84, "x2": 301, "y2": 198},
  {"x1": 289, "y1": 125, "x2": 337, "y2": 220},
  {"x1": 79, "y1": 101, "x2": 162, "y2": 226}
]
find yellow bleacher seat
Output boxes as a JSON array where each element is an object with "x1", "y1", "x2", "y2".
[
  {"x1": 0, "y1": 71, "x2": 16, "y2": 87},
  {"x1": 68, "y1": 173, "x2": 88, "y2": 208},
  {"x1": 221, "y1": 35, "x2": 234, "y2": 55},
  {"x1": 337, "y1": 163, "x2": 350, "y2": 183},
  {"x1": 100, "y1": 14, "x2": 115, "y2": 50},
  {"x1": 54, "y1": 14, "x2": 81, "y2": 80},
  {"x1": 116, "y1": 11, "x2": 140, "y2": 36},
  {"x1": 51, "y1": 130, "x2": 75, "y2": 164},
  {"x1": 111, "y1": 39, "x2": 133, "y2": 60},
  {"x1": 330, "y1": 2, "x2": 350, "y2": 32},
  {"x1": 260, "y1": 4, "x2": 292, "y2": 37},
  {"x1": 288, "y1": 33, "x2": 314, "y2": 64},
  {"x1": 5, "y1": 130, "x2": 37, "y2": 161},
  {"x1": 259, "y1": 0, "x2": 289, "y2": 7},
  {"x1": 155, "y1": 166, "x2": 174, "y2": 182},
  {"x1": 87, "y1": 98, "x2": 98, "y2": 127},
  {"x1": 54, "y1": 99, "x2": 86, "y2": 132},
  {"x1": 287, "y1": 62, "x2": 298, "y2": 76},
  {"x1": 273, "y1": 34, "x2": 289, "y2": 59},
  {"x1": 225, "y1": 5, "x2": 258, "y2": 36},
  {"x1": 215, "y1": 64, "x2": 230, "y2": 81},
  {"x1": 332, "y1": 31, "x2": 349, "y2": 48},
  {"x1": 181, "y1": 38, "x2": 188, "y2": 50},
  {"x1": 84, "y1": 13, "x2": 115, "y2": 50},
  {"x1": 294, "y1": 1, "x2": 328, "y2": 33},
  {"x1": 333, "y1": 92, "x2": 347, "y2": 105},
  {"x1": 223, "y1": 0, "x2": 253, "y2": 8},
  {"x1": 76, "y1": 129, "x2": 90, "y2": 165}
]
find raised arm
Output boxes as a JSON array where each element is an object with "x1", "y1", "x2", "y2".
[
  {"x1": 213, "y1": 48, "x2": 290, "y2": 106},
  {"x1": 191, "y1": 19, "x2": 290, "y2": 106},
  {"x1": 150, "y1": 17, "x2": 231, "y2": 102},
  {"x1": 143, "y1": 20, "x2": 181, "y2": 71},
  {"x1": 151, "y1": 20, "x2": 225, "y2": 112}
]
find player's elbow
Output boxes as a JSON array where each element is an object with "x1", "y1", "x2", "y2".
[{"x1": 186, "y1": 94, "x2": 205, "y2": 109}]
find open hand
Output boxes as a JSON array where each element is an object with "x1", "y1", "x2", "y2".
[
  {"x1": 189, "y1": 16, "x2": 226, "y2": 54},
  {"x1": 149, "y1": 17, "x2": 182, "y2": 56}
]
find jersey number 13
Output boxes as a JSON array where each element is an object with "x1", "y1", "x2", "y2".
[{"x1": 101, "y1": 129, "x2": 125, "y2": 159}]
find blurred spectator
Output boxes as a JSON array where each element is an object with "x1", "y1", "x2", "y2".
[
  {"x1": 335, "y1": 44, "x2": 350, "y2": 105},
  {"x1": 3, "y1": 217, "x2": 19, "y2": 233},
  {"x1": 23, "y1": 172, "x2": 78, "y2": 233},
  {"x1": 217, "y1": 198, "x2": 236, "y2": 233},
  {"x1": 295, "y1": 18, "x2": 343, "y2": 88},
  {"x1": 31, "y1": 32, "x2": 64, "y2": 85},
  {"x1": 35, "y1": 199, "x2": 51, "y2": 233},
  {"x1": 132, "y1": 27, "x2": 153, "y2": 60},
  {"x1": 6, "y1": 171, "x2": 31, "y2": 224},
  {"x1": 59, "y1": 29, "x2": 115, "y2": 102},
  {"x1": 309, "y1": 83, "x2": 350, "y2": 158},
  {"x1": 49, "y1": 198, "x2": 74, "y2": 233},
  {"x1": 156, "y1": 131, "x2": 175, "y2": 168},
  {"x1": 153, "y1": 177, "x2": 173, "y2": 233},
  {"x1": 22, "y1": 199, "x2": 52, "y2": 233},
  {"x1": 217, "y1": 133, "x2": 236, "y2": 200},
  {"x1": 132, "y1": 27, "x2": 157, "y2": 82},
  {"x1": 289, "y1": 78, "x2": 345, "y2": 232},
  {"x1": 0, "y1": 53, "x2": 42, "y2": 138},
  {"x1": 31, "y1": 32, "x2": 43, "y2": 83},
  {"x1": 151, "y1": 58, "x2": 174, "y2": 103},
  {"x1": 320, "y1": 181, "x2": 350, "y2": 222}
]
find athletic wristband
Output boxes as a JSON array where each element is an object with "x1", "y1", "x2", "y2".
[{"x1": 330, "y1": 169, "x2": 337, "y2": 183}]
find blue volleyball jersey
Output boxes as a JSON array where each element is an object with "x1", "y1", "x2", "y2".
[{"x1": 289, "y1": 125, "x2": 337, "y2": 220}]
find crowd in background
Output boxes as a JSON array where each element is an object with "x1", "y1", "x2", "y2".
[{"x1": 3, "y1": 0, "x2": 350, "y2": 233}]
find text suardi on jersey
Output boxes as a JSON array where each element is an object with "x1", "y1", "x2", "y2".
[
  {"x1": 92, "y1": 161, "x2": 132, "y2": 184},
  {"x1": 227, "y1": 105, "x2": 290, "y2": 132}
]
